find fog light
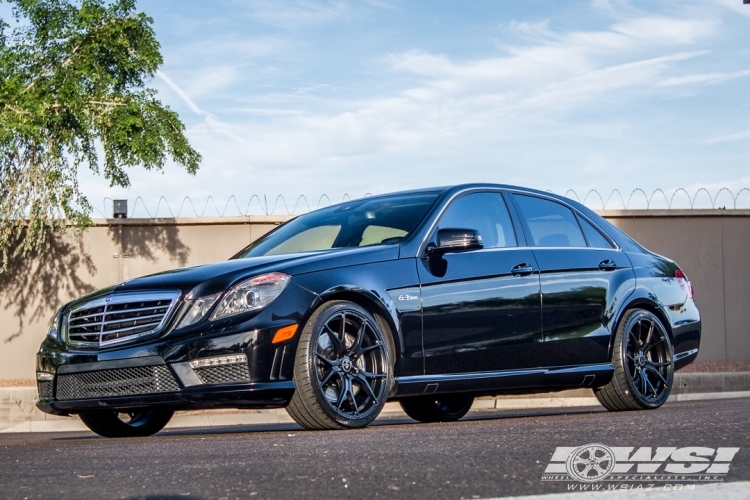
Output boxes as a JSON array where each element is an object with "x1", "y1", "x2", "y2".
[
  {"x1": 36, "y1": 372, "x2": 54, "y2": 381},
  {"x1": 188, "y1": 353, "x2": 247, "y2": 369}
]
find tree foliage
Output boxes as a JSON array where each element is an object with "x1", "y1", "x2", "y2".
[{"x1": 0, "y1": 0, "x2": 200, "y2": 270}]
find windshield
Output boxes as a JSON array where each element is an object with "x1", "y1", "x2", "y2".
[{"x1": 234, "y1": 192, "x2": 440, "y2": 258}]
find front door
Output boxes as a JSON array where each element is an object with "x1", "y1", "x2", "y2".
[{"x1": 418, "y1": 191, "x2": 543, "y2": 375}]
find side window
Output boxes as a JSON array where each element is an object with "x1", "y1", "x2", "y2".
[
  {"x1": 437, "y1": 193, "x2": 517, "y2": 248},
  {"x1": 578, "y1": 216, "x2": 614, "y2": 249},
  {"x1": 513, "y1": 195, "x2": 586, "y2": 248}
]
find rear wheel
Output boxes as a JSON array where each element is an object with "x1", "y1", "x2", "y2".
[
  {"x1": 399, "y1": 395, "x2": 474, "y2": 423},
  {"x1": 79, "y1": 409, "x2": 174, "y2": 438},
  {"x1": 595, "y1": 309, "x2": 674, "y2": 411},
  {"x1": 286, "y1": 301, "x2": 392, "y2": 430}
]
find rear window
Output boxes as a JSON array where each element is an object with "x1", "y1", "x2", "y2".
[{"x1": 514, "y1": 194, "x2": 587, "y2": 248}]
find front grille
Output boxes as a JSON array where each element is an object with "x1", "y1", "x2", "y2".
[
  {"x1": 37, "y1": 380, "x2": 53, "y2": 399},
  {"x1": 193, "y1": 363, "x2": 251, "y2": 385},
  {"x1": 67, "y1": 291, "x2": 180, "y2": 347},
  {"x1": 56, "y1": 365, "x2": 180, "y2": 400}
]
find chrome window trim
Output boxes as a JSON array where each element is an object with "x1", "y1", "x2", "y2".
[
  {"x1": 416, "y1": 187, "x2": 508, "y2": 257},
  {"x1": 415, "y1": 187, "x2": 621, "y2": 257},
  {"x1": 506, "y1": 189, "x2": 621, "y2": 250},
  {"x1": 66, "y1": 291, "x2": 181, "y2": 348}
]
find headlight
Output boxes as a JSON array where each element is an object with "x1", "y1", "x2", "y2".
[
  {"x1": 176, "y1": 293, "x2": 221, "y2": 329},
  {"x1": 46, "y1": 310, "x2": 60, "y2": 341},
  {"x1": 210, "y1": 272, "x2": 291, "y2": 321}
]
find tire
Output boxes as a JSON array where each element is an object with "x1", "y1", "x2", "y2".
[
  {"x1": 594, "y1": 309, "x2": 674, "y2": 411},
  {"x1": 286, "y1": 301, "x2": 392, "y2": 430},
  {"x1": 79, "y1": 409, "x2": 174, "y2": 438},
  {"x1": 399, "y1": 395, "x2": 474, "y2": 423}
]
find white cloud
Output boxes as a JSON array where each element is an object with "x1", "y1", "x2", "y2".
[
  {"x1": 705, "y1": 129, "x2": 750, "y2": 144},
  {"x1": 237, "y1": 0, "x2": 349, "y2": 28},
  {"x1": 658, "y1": 68, "x2": 750, "y2": 87},
  {"x1": 77, "y1": 0, "x2": 748, "y2": 212},
  {"x1": 157, "y1": 71, "x2": 204, "y2": 115}
]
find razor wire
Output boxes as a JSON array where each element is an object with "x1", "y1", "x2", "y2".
[
  {"x1": 95, "y1": 188, "x2": 750, "y2": 218},
  {"x1": 556, "y1": 187, "x2": 750, "y2": 211},
  {"x1": 95, "y1": 193, "x2": 364, "y2": 219}
]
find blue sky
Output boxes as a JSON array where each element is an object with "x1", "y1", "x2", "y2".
[{"x1": 7, "y1": 0, "x2": 750, "y2": 215}]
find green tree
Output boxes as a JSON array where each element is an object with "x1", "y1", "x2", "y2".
[{"x1": 0, "y1": 0, "x2": 200, "y2": 270}]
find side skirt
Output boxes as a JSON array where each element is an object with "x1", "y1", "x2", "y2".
[{"x1": 393, "y1": 363, "x2": 614, "y2": 398}]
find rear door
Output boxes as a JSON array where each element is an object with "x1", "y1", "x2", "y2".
[
  {"x1": 418, "y1": 191, "x2": 543, "y2": 375},
  {"x1": 510, "y1": 193, "x2": 634, "y2": 368}
]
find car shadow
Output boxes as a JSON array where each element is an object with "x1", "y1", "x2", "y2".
[{"x1": 48, "y1": 406, "x2": 607, "y2": 441}]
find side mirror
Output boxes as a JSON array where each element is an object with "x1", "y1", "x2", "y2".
[{"x1": 427, "y1": 228, "x2": 483, "y2": 256}]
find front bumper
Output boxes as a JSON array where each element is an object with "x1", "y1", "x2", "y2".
[{"x1": 36, "y1": 325, "x2": 302, "y2": 416}]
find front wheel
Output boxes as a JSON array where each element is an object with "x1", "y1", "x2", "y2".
[
  {"x1": 595, "y1": 309, "x2": 674, "y2": 411},
  {"x1": 286, "y1": 301, "x2": 392, "y2": 430},
  {"x1": 79, "y1": 409, "x2": 174, "y2": 438},
  {"x1": 399, "y1": 395, "x2": 474, "y2": 423}
]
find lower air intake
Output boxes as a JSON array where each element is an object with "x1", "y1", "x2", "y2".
[
  {"x1": 56, "y1": 365, "x2": 180, "y2": 400},
  {"x1": 37, "y1": 380, "x2": 53, "y2": 400},
  {"x1": 193, "y1": 363, "x2": 251, "y2": 385}
]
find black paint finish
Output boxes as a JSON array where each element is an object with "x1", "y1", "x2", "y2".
[{"x1": 35, "y1": 183, "x2": 701, "y2": 417}]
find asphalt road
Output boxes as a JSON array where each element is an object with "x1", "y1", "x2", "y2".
[{"x1": 1, "y1": 398, "x2": 749, "y2": 500}]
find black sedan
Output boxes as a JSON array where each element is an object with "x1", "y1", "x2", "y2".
[{"x1": 36, "y1": 184, "x2": 701, "y2": 437}]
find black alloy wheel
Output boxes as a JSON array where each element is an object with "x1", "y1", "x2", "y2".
[
  {"x1": 287, "y1": 301, "x2": 392, "y2": 429},
  {"x1": 79, "y1": 409, "x2": 174, "y2": 438},
  {"x1": 399, "y1": 395, "x2": 474, "y2": 423},
  {"x1": 595, "y1": 309, "x2": 674, "y2": 411}
]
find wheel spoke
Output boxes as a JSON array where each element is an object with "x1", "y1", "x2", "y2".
[
  {"x1": 348, "y1": 385, "x2": 360, "y2": 417},
  {"x1": 358, "y1": 342, "x2": 383, "y2": 356},
  {"x1": 628, "y1": 329, "x2": 640, "y2": 350},
  {"x1": 319, "y1": 367, "x2": 339, "y2": 387},
  {"x1": 645, "y1": 365, "x2": 668, "y2": 386},
  {"x1": 638, "y1": 319, "x2": 643, "y2": 346},
  {"x1": 339, "y1": 312, "x2": 346, "y2": 344},
  {"x1": 645, "y1": 374, "x2": 658, "y2": 397},
  {"x1": 354, "y1": 372, "x2": 379, "y2": 404},
  {"x1": 323, "y1": 325, "x2": 344, "y2": 355},
  {"x1": 349, "y1": 321, "x2": 367, "y2": 356},
  {"x1": 650, "y1": 360, "x2": 670, "y2": 367},
  {"x1": 644, "y1": 322, "x2": 654, "y2": 349},
  {"x1": 638, "y1": 367, "x2": 647, "y2": 395},
  {"x1": 315, "y1": 352, "x2": 337, "y2": 367},
  {"x1": 335, "y1": 374, "x2": 350, "y2": 410},
  {"x1": 644, "y1": 337, "x2": 665, "y2": 353}
]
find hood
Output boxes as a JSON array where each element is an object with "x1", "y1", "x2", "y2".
[{"x1": 108, "y1": 244, "x2": 400, "y2": 299}]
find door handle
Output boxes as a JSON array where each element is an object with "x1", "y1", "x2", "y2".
[
  {"x1": 511, "y1": 263, "x2": 534, "y2": 277},
  {"x1": 598, "y1": 259, "x2": 617, "y2": 271}
]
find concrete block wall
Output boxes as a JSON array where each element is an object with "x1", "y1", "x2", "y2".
[{"x1": 1, "y1": 210, "x2": 748, "y2": 381}]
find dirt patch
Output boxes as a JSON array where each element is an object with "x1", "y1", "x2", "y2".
[{"x1": 0, "y1": 379, "x2": 35, "y2": 387}]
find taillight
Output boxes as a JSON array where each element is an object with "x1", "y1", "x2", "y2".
[{"x1": 675, "y1": 269, "x2": 694, "y2": 299}]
